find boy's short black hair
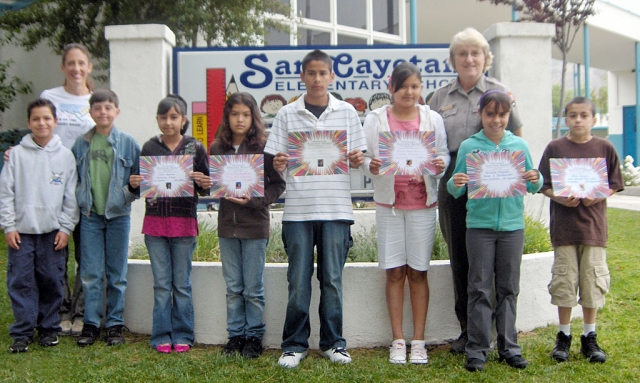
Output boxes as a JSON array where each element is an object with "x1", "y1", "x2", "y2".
[
  {"x1": 564, "y1": 96, "x2": 596, "y2": 116},
  {"x1": 90, "y1": 89, "x2": 119, "y2": 108},
  {"x1": 27, "y1": 98, "x2": 57, "y2": 120},
  {"x1": 301, "y1": 49, "x2": 332, "y2": 73}
]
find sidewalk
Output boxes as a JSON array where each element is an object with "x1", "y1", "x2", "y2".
[{"x1": 609, "y1": 186, "x2": 640, "y2": 211}]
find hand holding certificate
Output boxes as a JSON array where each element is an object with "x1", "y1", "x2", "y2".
[
  {"x1": 287, "y1": 130, "x2": 348, "y2": 176},
  {"x1": 378, "y1": 131, "x2": 436, "y2": 176},
  {"x1": 140, "y1": 155, "x2": 194, "y2": 198},
  {"x1": 210, "y1": 154, "x2": 264, "y2": 198},
  {"x1": 466, "y1": 151, "x2": 526, "y2": 199},
  {"x1": 550, "y1": 157, "x2": 610, "y2": 199}
]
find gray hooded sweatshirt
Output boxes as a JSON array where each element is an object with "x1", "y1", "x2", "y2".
[{"x1": 0, "y1": 133, "x2": 79, "y2": 235}]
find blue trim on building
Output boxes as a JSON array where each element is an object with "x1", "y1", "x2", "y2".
[{"x1": 609, "y1": 134, "x2": 624, "y2": 159}]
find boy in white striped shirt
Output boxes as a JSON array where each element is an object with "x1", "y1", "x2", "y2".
[{"x1": 265, "y1": 49, "x2": 367, "y2": 368}]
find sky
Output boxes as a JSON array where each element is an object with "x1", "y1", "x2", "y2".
[{"x1": 607, "y1": 0, "x2": 640, "y2": 14}]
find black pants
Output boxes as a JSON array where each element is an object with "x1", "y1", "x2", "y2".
[{"x1": 438, "y1": 155, "x2": 469, "y2": 337}]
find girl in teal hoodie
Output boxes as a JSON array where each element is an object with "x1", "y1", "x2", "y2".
[{"x1": 446, "y1": 90, "x2": 542, "y2": 372}]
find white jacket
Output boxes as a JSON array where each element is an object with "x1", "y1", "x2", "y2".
[
  {"x1": 362, "y1": 104, "x2": 450, "y2": 206},
  {"x1": 0, "y1": 134, "x2": 79, "y2": 235}
]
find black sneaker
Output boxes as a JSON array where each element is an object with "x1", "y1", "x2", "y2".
[
  {"x1": 552, "y1": 331, "x2": 572, "y2": 362},
  {"x1": 465, "y1": 357, "x2": 484, "y2": 372},
  {"x1": 77, "y1": 324, "x2": 100, "y2": 347},
  {"x1": 39, "y1": 331, "x2": 59, "y2": 347},
  {"x1": 105, "y1": 325, "x2": 125, "y2": 346},
  {"x1": 450, "y1": 334, "x2": 467, "y2": 355},
  {"x1": 242, "y1": 336, "x2": 263, "y2": 359},
  {"x1": 499, "y1": 354, "x2": 528, "y2": 369},
  {"x1": 580, "y1": 331, "x2": 606, "y2": 363},
  {"x1": 10, "y1": 337, "x2": 33, "y2": 353},
  {"x1": 223, "y1": 336, "x2": 246, "y2": 355}
]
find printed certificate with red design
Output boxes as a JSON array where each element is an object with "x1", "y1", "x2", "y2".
[
  {"x1": 378, "y1": 131, "x2": 436, "y2": 176},
  {"x1": 551, "y1": 157, "x2": 610, "y2": 199},
  {"x1": 287, "y1": 130, "x2": 348, "y2": 176},
  {"x1": 140, "y1": 155, "x2": 194, "y2": 198},
  {"x1": 209, "y1": 154, "x2": 264, "y2": 198},
  {"x1": 466, "y1": 151, "x2": 526, "y2": 199}
]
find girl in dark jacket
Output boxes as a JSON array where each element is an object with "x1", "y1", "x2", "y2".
[{"x1": 210, "y1": 92, "x2": 285, "y2": 358}]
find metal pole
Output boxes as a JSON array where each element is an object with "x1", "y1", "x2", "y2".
[
  {"x1": 584, "y1": 25, "x2": 591, "y2": 99},
  {"x1": 512, "y1": 3, "x2": 518, "y2": 21},
  {"x1": 636, "y1": 42, "x2": 640, "y2": 158},
  {"x1": 410, "y1": 0, "x2": 417, "y2": 44},
  {"x1": 576, "y1": 64, "x2": 582, "y2": 97}
]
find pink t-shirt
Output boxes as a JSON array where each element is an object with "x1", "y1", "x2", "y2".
[{"x1": 377, "y1": 109, "x2": 435, "y2": 210}]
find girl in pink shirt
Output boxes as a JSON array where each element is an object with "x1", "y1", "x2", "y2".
[{"x1": 362, "y1": 62, "x2": 450, "y2": 364}]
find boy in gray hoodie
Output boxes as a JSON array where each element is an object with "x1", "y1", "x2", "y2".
[{"x1": 0, "y1": 98, "x2": 79, "y2": 353}]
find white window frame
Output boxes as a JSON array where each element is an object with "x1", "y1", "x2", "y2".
[{"x1": 267, "y1": 0, "x2": 406, "y2": 46}]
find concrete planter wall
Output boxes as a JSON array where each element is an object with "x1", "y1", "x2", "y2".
[{"x1": 124, "y1": 251, "x2": 574, "y2": 348}]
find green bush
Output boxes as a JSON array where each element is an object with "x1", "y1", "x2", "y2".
[{"x1": 131, "y1": 215, "x2": 551, "y2": 263}]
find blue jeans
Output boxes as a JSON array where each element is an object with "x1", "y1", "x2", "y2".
[
  {"x1": 7, "y1": 231, "x2": 65, "y2": 339},
  {"x1": 281, "y1": 221, "x2": 351, "y2": 352},
  {"x1": 145, "y1": 235, "x2": 196, "y2": 347},
  {"x1": 219, "y1": 238, "x2": 267, "y2": 339},
  {"x1": 80, "y1": 213, "x2": 130, "y2": 328}
]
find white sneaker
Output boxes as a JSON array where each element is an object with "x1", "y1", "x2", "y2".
[
  {"x1": 410, "y1": 340, "x2": 429, "y2": 364},
  {"x1": 389, "y1": 339, "x2": 407, "y2": 364},
  {"x1": 323, "y1": 347, "x2": 352, "y2": 364},
  {"x1": 278, "y1": 351, "x2": 308, "y2": 368},
  {"x1": 59, "y1": 320, "x2": 72, "y2": 335},
  {"x1": 71, "y1": 319, "x2": 84, "y2": 336}
]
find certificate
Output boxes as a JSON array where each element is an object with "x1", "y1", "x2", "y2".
[
  {"x1": 140, "y1": 155, "x2": 194, "y2": 198},
  {"x1": 209, "y1": 154, "x2": 264, "y2": 198},
  {"x1": 378, "y1": 131, "x2": 436, "y2": 176},
  {"x1": 466, "y1": 150, "x2": 526, "y2": 199},
  {"x1": 551, "y1": 157, "x2": 610, "y2": 199},
  {"x1": 287, "y1": 130, "x2": 348, "y2": 176}
]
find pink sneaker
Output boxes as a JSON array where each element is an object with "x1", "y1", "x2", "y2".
[
  {"x1": 155, "y1": 344, "x2": 171, "y2": 354},
  {"x1": 174, "y1": 344, "x2": 190, "y2": 353}
]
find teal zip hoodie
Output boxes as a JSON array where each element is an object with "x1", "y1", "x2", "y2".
[{"x1": 446, "y1": 130, "x2": 542, "y2": 231}]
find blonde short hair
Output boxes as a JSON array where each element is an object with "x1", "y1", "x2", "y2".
[{"x1": 449, "y1": 27, "x2": 493, "y2": 73}]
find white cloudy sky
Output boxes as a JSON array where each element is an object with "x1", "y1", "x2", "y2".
[{"x1": 608, "y1": 0, "x2": 640, "y2": 14}]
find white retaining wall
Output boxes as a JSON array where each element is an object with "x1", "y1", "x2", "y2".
[{"x1": 124, "y1": 251, "x2": 577, "y2": 348}]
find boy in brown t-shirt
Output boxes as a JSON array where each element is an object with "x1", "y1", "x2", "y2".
[{"x1": 538, "y1": 97, "x2": 624, "y2": 364}]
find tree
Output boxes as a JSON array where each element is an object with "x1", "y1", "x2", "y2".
[
  {"x1": 0, "y1": 60, "x2": 32, "y2": 115},
  {"x1": 0, "y1": 0, "x2": 291, "y2": 71},
  {"x1": 478, "y1": 0, "x2": 596, "y2": 137},
  {"x1": 552, "y1": 82, "x2": 573, "y2": 118},
  {"x1": 590, "y1": 72, "x2": 608, "y2": 115}
]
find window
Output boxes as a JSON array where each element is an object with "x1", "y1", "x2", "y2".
[
  {"x1": 337, "y1": 0, "x2": 367, "y2": 30},
  {"x1": 373, "y1": 0, "x2": 398, "y2": 34},
  {"x1": 338, "y1": 34, "x2": 367, "y2": 45},
  {"x1": 297, "y1": 0, "x2": 330, "y2": 22},
  {"x1": 265, "y1": 27, "x2": 290, "y2": 46},
  {"x1": 297, "y1": 28, "x2": 331, "y2": 46},
  {"x1": 268, "y1": 0, "x2": 404, "y2": 46}
]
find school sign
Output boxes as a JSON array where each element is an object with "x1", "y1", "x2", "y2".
[{"x1": 173, "y1": 44, "x2": 456, "y2": 191}]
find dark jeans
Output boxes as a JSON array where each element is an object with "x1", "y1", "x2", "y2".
[
  {"x1": 59, "y1": 226, "x2": 84, "y2": 322},
  {"x1": 7, "y1": 231, "x2": 64, "y2": 339},
  {"x1": 438, "y1": 159, "x2": 469, "y2": 338},
  {"x1": 465, "y1": 228, "x2": 524, "y2": 361},
  {"x1": 281, "y1": 221, "x2": 351, "y2": 352}
]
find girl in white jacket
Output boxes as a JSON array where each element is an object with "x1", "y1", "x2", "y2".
[{"x1": 362, "y1": 62, "x2": 450, "y2": 364}]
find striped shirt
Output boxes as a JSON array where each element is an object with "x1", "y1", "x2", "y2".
[{"x1": 265, "y1": 93, "x2": 367, "y2": 222}]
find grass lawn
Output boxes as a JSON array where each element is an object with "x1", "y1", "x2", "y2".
[{"x1": 0, "y1": 208, "x2": 638, "y2": 382}]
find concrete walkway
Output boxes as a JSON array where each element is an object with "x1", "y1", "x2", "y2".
[{"x1": 609, "y1": 186, "x2": 640, "y2": 211}]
